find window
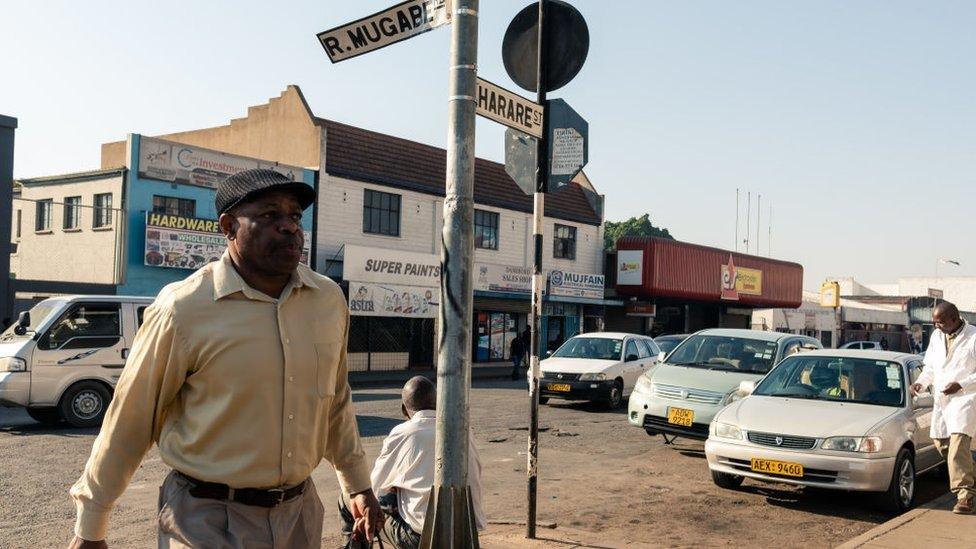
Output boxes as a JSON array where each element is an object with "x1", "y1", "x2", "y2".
[
  {"x1": 35, "y1": 199, "x2": 53, "y2": 231},
  {"x1": 624, "y1": 339, "x2": 640, "y2": 361},
  {"x1": 362, "y1": 189, "x2": 401, "y2": 236},
  {"x1": 63, "y1": 196, "x2": 81, "y2": 230},
  {"x1": 39, "y1": 302, "x2": 121, "y2": 350},
  {"x1": 152, "y1": 195, "x2": 196, "y2": 217},
  {"x1": 634, "y1": 339, "x2": 650, "y2": 359},
  {"x1": 474, "y1": 209, "x2": 499, "y2": 250},
  {"x1": 93, "y1": 193, "x2": 113, "y2": 228},
  {"x1": 553, "y1": 224, "x2": 576, "y2": 260},
  {"x1": 136, "y1": 306, "x2": 148, "y2": 328},
  {"x1": 15, "y1": 209, "x2": 21, "y2": 238}
]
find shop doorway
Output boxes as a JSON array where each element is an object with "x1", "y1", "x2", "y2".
[{"x1": 474, "y1": 312, "x2": 523, "y2": 362}]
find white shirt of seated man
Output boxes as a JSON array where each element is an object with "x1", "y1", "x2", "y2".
[{"x1": 369, "y1": 396, "x2": 487, "y2": 534}]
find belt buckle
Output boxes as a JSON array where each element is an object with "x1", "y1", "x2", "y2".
[{"x1": 268, "y1": 488, "x2": 286, "y2": 505}]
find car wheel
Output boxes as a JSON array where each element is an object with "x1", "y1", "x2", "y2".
[
  {"x1": 538, "y1": 397, "x2": 549, "y2": 405},
  {"x1": 605, "y1": 380, "x2": 624, "y2": 409},
  {"x1": 26, "y1": 407, "x2": 63, "y2": 426},
  {"x1": 59, "y1": 381, "x2": 111, "y2": 428},
  {"x1": 878, "y1": 448, "x2": 915, "y2": 514},
  {"x1": 711, "y1": 470, "x2": 744, "y2": 489}
]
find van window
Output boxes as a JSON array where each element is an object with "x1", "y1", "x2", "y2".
[
  {"x1": 634, "y1": 339, "x2": 650, "y2": 358},
  {"x1": 137, "y1": 306, "x2": 148, "y2": 327},
  {"x1": 40, "y1": 302, "x2": 122, "y2": 350}
]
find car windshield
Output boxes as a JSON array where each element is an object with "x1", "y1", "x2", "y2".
[
  {"x1": 551, "y1": 337, "x2": 623, "y2": 360},
  {"x1": 667, "y1": 335, "x2": 779, "y2": 374},
  {"x1": 655, "y1": 337, "x2": 684, "y2": 354},
  {"x1": 0, "y1": 301, "x2": 61, "y2": 341},
  {"x1": 754, "y1": 356, "x2": 905, "y2": 407}
]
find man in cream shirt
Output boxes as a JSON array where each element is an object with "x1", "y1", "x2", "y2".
[
  {"x1": 340, "y1": 376, "x2": 485, "y2": 548},
  {"x1": 69, "y1": 169, "x2": 382, "y2": 548}
]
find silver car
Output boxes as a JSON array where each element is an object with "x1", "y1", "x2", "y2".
[{"x1": 705, "y1": 350, "x2": 942, "y2": 513}]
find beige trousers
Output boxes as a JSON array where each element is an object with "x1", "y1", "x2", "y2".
[
  {"x1": 934, "y1": 434, "x2": 975, "y2": 501},
  {"x1": 157, "y1": 471, "x2": 325, "y2": 549}
]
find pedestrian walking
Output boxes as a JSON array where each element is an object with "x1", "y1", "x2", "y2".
[
  {"x1": 510, "y1": 333, "x2": 526, "y2": 380},
  {"x1": 911, "y1": 301, "x2": 976, "y2": 514},
  {"x1": 68, "y1": 169, "x2": 382, "y2": 548}
]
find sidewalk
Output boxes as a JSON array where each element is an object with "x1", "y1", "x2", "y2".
[{"x1": 837, "y1": 493, "x2": 976, "y2": 549}]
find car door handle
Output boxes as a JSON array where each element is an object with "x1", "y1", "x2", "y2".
[{"x1": 121, "y1": 348, "x2": 130, "y2": 359}]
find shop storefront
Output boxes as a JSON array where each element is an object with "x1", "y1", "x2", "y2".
[
  {"x1": 342, "y1": 245, "x2": 440, "y2": 372},
  {"x1": 610, "y1": 237, "x2": 803, "y2": 336}
]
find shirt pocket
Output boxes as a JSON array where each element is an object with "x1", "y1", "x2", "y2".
[{"x1": 315, "y1": 342, "x2": 339, "y2": 398}]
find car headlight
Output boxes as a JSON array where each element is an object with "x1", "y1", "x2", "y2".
[
  {"x1": 712, "y1": 422, "x2": 743, "y2": 440},
  {"x1": 821, "y1": 436, "x2": 883, "y2": 453},
  {"x1": 579, "y1": 372, "x2": 607, "y2": 381},
  {"x1": 0, "y1": 357, "x2": 27, "y2": 372},
  {"x1": 634, "y1": 375, "x2": 653, "y2": 394}
]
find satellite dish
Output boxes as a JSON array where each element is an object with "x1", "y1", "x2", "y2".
[{"x1": 502, "y1": 1, "x2": 589, "y2": 93}]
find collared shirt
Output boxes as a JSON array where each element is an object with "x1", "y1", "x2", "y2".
[
  {"x1": 71, "y1": 253, "x2": 370, "y2": 541},
  {"x1": 947, "y1": 321, "x2": 966, "y2": 354},
  {"x1": 370, "y1": 409, "x2": 487, "y2": 534}
]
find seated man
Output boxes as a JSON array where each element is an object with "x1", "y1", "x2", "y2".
[
  {"x1": 340, "y1": 376, "x2": 486, "y2": 548},
  {"x1": 809, "y1": 362, "x2": 847, "y2": 398}
]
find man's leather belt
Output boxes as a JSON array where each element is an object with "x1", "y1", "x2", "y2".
[{"x1": 177, "y1": 471, "x2": 307, "y2": 508}]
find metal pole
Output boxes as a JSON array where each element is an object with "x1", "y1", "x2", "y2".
[
  {"x1": 768, "y1": 204, "x2": 772, "y2": 256},
  {"x1": 756, "y1": 194, "x2": 761, "y2": 256},
  {"x1": 527, "y1": 0, "x2": 549, "y2": 539},
  {"x1": 0, "y1": 115, "x2": 16, "y2": 329},
  {"x1": 734, "y1": 188, "x2": 739, "y2": 252},
  {"x1": 420, "y1": 1, "x2": 480, "y2": 547},
  {"x1": 744, "y1": 191, "x2": 751, "y2": 253}
]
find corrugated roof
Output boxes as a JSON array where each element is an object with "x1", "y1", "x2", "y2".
[{"x1": 316, "y1": 118, "x2": 601, "y2": 226}]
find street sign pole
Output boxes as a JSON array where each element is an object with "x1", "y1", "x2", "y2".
[
  {"x1": 526, "y1": 0, "x2": 548, "y2": 540},
  {"x1": 420, "y1": 0, "x2": 480, "y2": 547}
]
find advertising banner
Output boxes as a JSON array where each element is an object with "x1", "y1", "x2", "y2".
[
  {"x1": 144, "y1": 213, "x2": 310, "y2": 270},
  {"x1": 474, "y1": 262, "x2": 533, "y2": 294},
  {"x1": 138, "y1": 137, "x2": 304, "y2": 189},
  {"x1": 343, "y1": 245, "x2": 441, "y2": 287},
  {"x1": 548, "y1": 269, "x2": 604, "y2": 300},
  {"x1": 616, "y1": 250, "x2": 643, "y2": 285},
  {"x1": 348, "y1": 281, "x2": 438, "y2": 318}
]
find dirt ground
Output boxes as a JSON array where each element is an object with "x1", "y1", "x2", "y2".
[{"x1": 0, "y1": 379, "x2": 946, "y2": 548}]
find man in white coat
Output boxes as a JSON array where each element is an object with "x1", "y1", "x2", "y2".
[{"x1": 911, "y1": 302, "x2": 976, "y2": 514}]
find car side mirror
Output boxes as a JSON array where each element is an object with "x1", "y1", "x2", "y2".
[
  {"x1": 545, "y1": 350, "x2": 553, "y2": 358},
  {"x1": 657, "y1": 351, "x2": 667, "y2": 362},
  {"x1": 13, "y1": 311, "x2": 30, "y2": 336},
  {"x1": 738, "y1": 380, "x2": 756, "y2": 396},
  {"x1": 914, "y1": 394, "x2": 934, "y2": 409},
  {"x1": 626, "y1": 353, "x2": 639, "y2": 362}
]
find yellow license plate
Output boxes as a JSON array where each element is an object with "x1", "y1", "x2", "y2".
[
  {"x1": 667, "y1": 407, "x2": 694, "y2": 427},
  {"x1": 750, "y1": 458, "x2": 804, "y2": 478},
  {"x1": 547, "y1": 383, "x2": 571, "y2": 392}
]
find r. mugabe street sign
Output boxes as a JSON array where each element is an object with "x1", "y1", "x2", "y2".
[
  {"x1": 317, "y1": 0, "x2": 451, "y2": 63},
  {"x1": 476, "y1": 77, "x2": 544, "y2": 139}
]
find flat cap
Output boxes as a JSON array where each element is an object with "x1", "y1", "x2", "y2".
[{"x1": 215, "y1": 168, "x2": 316, "y2": 215}]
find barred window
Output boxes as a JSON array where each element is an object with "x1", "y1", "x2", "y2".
[
  {"x1": 474, "y1": 209, "x2": 499, "y2": 250},
  {"x1": 363, "y1": 189, "x2": 401, "y2": 236},
  {"x1": 93, "y1": 193, "x2": 113, "y2": 228},
  {"x1": 63, "y1": 196, "x2": 81, "y2": 230},
  {"x1": 152, "y1": 195, "x2": 196, "y2": 218},
  {"x1": 553, "y1": 224, "x2": 577, "y2": 260}
]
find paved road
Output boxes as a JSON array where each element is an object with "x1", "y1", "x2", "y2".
[{"x1": 0, "y1": 379, "x2": 947, "y2": 548}]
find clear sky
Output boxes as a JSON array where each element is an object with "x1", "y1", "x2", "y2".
[{"x1": 2, "y1": 0, "x2": 974, "y2": 289}]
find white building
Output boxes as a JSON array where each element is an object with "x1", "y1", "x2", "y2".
[{"x1": 832, "y1": 275, "x2": 976, "y2": 313}]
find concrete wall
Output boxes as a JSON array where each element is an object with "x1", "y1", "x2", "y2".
[
  {"x1": 10, "y1": 173, "x2": 124, "y2": 284},
  {"x1": 316, "y1": 173, "x2": 604, "y2": 277},
  {"x1": 102, "y1": 86, "x2": 320, "y2": 170}
]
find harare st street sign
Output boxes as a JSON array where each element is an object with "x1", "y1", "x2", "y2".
[
  {"x1": 476, "y1": 77, "x2": 544, "y2": 139},
  {"x1": 317, "y1": 0, "x2": 451, "y2": 63}
]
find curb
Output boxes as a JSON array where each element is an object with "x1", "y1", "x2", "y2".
[{"x1": 834, "y1": 492, "x2": 955, "y2": 548}]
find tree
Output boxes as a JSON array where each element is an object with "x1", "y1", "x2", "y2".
[{"x1": 603, "y1": 214, "x2": 673, "y2": 250}]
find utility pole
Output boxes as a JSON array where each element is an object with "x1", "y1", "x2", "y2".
[
  {"x1": 756, "y1": 194, "x2": 761, "y2": 256},
  {"x1": 0, "y1": 115, "x2": 16, "y2": 328},
  {"x1": 526, "y1": 0, "x2": 549, "y2": 539},
  {"x1": 420, "y1": 1, "x2": 481, "y2": 547},
  {"x1": 734, "y1": 188, "x2": 739, "y2": 252},
  {"x1": 744, "y1": 191, "x2": 751, "y2": 253}
]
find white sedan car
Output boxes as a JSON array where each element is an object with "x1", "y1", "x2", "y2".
[
  {"x1": 705, "y1": 350, "x2": 942, "y2": 513},
  {"x1": 539, "y1": 332, "x2": 661, "y2": 408}
]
